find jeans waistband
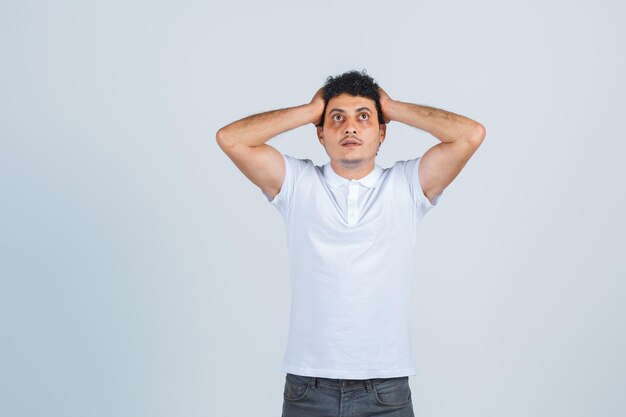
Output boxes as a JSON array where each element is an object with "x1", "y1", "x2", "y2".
[{"x1": 300, "y1": 374, "x2": 408, "y2": 392}]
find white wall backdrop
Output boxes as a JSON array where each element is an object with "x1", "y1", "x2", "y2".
[{"x1": 1, "y1": 1, "x2": 624, "y2": 416}]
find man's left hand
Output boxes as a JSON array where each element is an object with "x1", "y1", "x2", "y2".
[{"x1": 378, "y1": 87, "x2": 393, "y2": 124}]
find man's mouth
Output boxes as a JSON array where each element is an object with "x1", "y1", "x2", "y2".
[{"x1": 342, "y1": 138, "x2": 361, "y2": 147}]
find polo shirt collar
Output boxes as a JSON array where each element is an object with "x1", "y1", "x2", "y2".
[{"x1": 323, "y1": 161, "x2": 383, "y2": 189}]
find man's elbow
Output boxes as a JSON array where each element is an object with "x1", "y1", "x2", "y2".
[
  {"x1": 215, "y1": 127, "x2": 232, "y2": 149},
  {"x1": 468, "y1": 123, "x2": 486, "y2": 146}
]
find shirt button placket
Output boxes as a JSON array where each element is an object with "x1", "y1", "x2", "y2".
[{"x1": 347, "y1": 181, "x2": 358, "y2": 225}]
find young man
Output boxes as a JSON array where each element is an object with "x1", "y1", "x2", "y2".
[{"x1": 216, "y1": 70, "x2": 485, "y2": 417}]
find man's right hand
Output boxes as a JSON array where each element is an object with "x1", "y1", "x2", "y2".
[{"x1": 309, "y1": 87, "x2": 325, "y2": 126}]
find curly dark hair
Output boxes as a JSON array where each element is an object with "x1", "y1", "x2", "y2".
[{"x1": 318, "y1": 69, "x2": 385, "y2": 127}]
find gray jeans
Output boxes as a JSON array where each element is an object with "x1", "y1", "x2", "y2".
[{"x1": 282, "y1": 373, "x2": 415, "y2": 417}]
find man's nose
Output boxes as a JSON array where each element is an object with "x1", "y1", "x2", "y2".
[
  {"x1": 344, "y1": 117, "x2": 358, "y2": 134},
  {"x1": 344, "y1": 124, "x2": 357, "y2": 134}
]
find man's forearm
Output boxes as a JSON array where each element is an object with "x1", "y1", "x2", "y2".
[
  {"x1": 216, "y1": 103, "x2": 319, "y2": 148},
  {"x1": 384, "y1": 99, "x2": 484, "y2": 144}
]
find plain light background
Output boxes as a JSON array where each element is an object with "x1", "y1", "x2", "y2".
[{"x1": 1, "y1": 1, "x2": 624, "y2": 416}]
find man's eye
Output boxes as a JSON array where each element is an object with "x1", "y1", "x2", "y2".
[
  {"x1": 360, "y1": 113, "x2": 369, "y2": 119},
  {"x1": 333, "y1": 115, "x2": 342, "y2": 121}
]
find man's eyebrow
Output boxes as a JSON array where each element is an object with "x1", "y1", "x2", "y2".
[{"x1": 329, "y1": 107, "x2": 372, "y2": 114}]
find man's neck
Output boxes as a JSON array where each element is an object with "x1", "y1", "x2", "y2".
[{"x1": 330, "y1": 159, "x2": 376, "y2": 180}]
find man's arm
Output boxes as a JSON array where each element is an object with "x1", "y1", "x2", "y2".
[
  {"x1": 379, "y1": 89, "x2": 486, "y2": 204},
  {"x1": 216, "y1": 89, "x2": 324, "y2": 200}
]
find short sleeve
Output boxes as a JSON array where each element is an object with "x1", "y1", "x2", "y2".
[
  {"x1": 403, "y1": 156, "x2": 443, "y2": 216},
  {"x1": 261, "y1": 153, "x2": 311, "y2": 219}
]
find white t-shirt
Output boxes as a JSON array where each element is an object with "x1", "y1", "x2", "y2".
[{"x1": 262, "y1": 153, "x2": 442, "y2": 379}]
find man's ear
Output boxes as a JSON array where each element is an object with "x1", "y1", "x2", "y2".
[
  {"x1": 379, "y1": 123, "x2": 387, "y2": 142},
  {"x1": 317, "y1": 125, "x2": 324, "y2": 144}
]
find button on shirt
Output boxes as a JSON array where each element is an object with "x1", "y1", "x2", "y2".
[{"x1": 262, "y1": 153, "x2": 443, "y2": 379}]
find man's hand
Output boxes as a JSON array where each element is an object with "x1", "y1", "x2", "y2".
[
  {"x1": 378, "y1": 87, "x2": 393, "y2": 124},
  {"x1": 309, "y1": 87, "x2": 325, "y2": 126}
]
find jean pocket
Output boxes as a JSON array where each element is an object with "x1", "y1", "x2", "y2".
[
  {"x1": 283, "y1": 373, "x2": 310, "y2": 402},
  {"x1": 373, "y1": 377, "x2": 412, "y2": 407}
]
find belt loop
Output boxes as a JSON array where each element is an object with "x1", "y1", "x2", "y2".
[
  {"x1": 310, "y1": 377, "x2": 318, "y2": 389},
  {"x1": 365, "y1": 379, "x2": 372, "y2": 392}
]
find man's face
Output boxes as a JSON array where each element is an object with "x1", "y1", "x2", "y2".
[{"x1": 316, "y1": 93, "x2": 386, "y2": 169}]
